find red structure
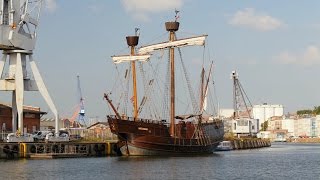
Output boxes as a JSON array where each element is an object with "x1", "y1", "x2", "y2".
[{"x1": 0, "y1": 103, "x2": 46, "y2": 133}]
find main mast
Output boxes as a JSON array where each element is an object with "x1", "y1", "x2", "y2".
[
  {"x1": 126, "y1": 32, "x2": 139, "y2": 121},
  {"x1": 137, "y1": 12, "x2": 207, "y2": 136},
  {"x1": 165, "y1": 21, "x2": 179, "y2": 136}
]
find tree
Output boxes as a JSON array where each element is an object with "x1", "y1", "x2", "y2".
[
  {"x1": 297, "y1": 109, "x2": 312, "y2": 115},
  {"x1": 261, "y1": 121, "x2": 268, "y2": 131},
  {"x1": 297, "y1": 106, "x2": 320, "y2": 115},
  {"x1": 313, "y1": 106, "x2": 320, "y2": 115}
]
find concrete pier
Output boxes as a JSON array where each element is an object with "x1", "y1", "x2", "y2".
[
  {"x1": 0, "y1": 141, "x2": 118, "y2": 159},
  {"x1": 231, "y1": 138, "x2": 271, "y2": 150}
]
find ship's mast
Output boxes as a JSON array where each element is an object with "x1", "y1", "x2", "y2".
[
  {"x1": 137, "y1": 11, "x2": 206, "y2": 136},
  {"x1": 165, "y1": 17, "x2": 180, "y2": 137},
  {"x1": 110, "y1": 29, "x2": 150, "y2": 120},
  {"x1": 126, "y1": 30, "x2": 139, "y2": 121}
]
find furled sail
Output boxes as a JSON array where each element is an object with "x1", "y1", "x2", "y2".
[
  {"x1": 138, "y1": 35, "x2": 207, "y2": 54},
  {"x1": 112, "y1": 54, "x2": 151, "y2": 64}
]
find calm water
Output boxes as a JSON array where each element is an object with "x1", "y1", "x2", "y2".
[{"x1": 0, "y1": 143, "x2": 319, "y2": 180}]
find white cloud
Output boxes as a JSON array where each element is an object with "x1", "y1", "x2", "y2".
[
  {"x1": 45, "y1": 0, "x2": 58, "y2": 13},
  {"x1": 229, "y1": 8, "x2": 283, "y2": 31},
  {"x1": 275, "y1": 45, "x2": 320, "y2": 66},
  {"x1": 121, "y1": 0, "x2": 183, "y2": 22}
]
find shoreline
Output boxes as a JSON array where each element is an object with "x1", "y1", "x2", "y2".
[{"x1": 285, "y1": 138, "x2": 320, "y2": 143}]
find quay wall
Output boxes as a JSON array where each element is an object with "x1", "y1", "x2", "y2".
[
  {"x1": 231, "y1": 138, "x2": 271, "y2": 150},
  {"x1": 0, "y1": 142, "x2": 119, "y2": 159},
  {"x1": 286, "y1": 138, "x2": 320, "y2": 143}
]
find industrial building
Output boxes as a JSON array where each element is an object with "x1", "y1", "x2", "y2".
[
  {"x1": 252, "y1": 104, "x2": 284, "y2": 125},
  {"x1": 0, "y1": 103, "x2": 46, "y2": 134},
  {"x1": 294, "y1": 116, "x2": 319, "y2": 137},
  {"x1": 40, "y1": 118, "x2": 73, "y2": 131},
  {"x1": 266, "y1": 115, "x2": 320, "y2": 140}
]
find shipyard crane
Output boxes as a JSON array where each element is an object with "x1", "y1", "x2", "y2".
[
  {"x1": 231, "y1": 70, "x2": 257, "y2": 136},
  {"x1": 231, "y1": 70, "x2": 253, "y2": 119},
  {"x1": 67, "y1": 75, "x2": 87, "y2": 128},
  {"x1": 76, "y1": 75, "x2": 86, "y2": 127},
  {"x1": 0, "y1": 0, "x2": 59, "y2": 140}
]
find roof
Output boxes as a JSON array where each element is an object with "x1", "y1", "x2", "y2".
[
  {"x1": 41, "y1": 118, "x2": 66, "y2": 122},
  {"x1": 87, "y1": 122, "x2": 109, "y2": 129},
  {"x1": 0, "y1": 103, "x2": 47, "y2": 114}
]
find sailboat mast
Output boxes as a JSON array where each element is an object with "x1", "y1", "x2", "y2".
[
  {"x1": 126, "y1": 36, "x2": 139, "y2": 121},
  {"x1": 165, "y1": 21, "x2": 179, "y2": 136}
]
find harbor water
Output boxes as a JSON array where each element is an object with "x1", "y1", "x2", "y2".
[{"x1": 0, "y1": 143, "x2": 319, "y2": 180}]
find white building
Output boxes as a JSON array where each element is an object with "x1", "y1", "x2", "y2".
[
  {"x1": 294, "y1": 117, "x2": 319, "y2": 137},
  {"x1": 267, "y1": 115, "x2": 320, "y2": 140},
  {"x1": 281, "y1": 118, "x2": 295, "y2": 137},
  {"x1": 231, "y1": 118, "x2": 259, "y2": 136},
  {"x1": 253, "y1": 104, "x2": 284, "y2": 125}
]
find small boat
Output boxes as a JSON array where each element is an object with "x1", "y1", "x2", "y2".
[
  {"x1": 274, "y1": 137, "x2": 287, "y2": 142},
  {"x1": 216, "y1": 141, "x2": 233, "y2": 151}
]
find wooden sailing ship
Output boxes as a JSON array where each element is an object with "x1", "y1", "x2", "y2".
[{"x1": 104, "y1": 13, "x2": 224, "y2": 155}]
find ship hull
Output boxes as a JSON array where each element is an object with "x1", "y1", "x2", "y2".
[
  {"x1": 120, "y1": 140, "x2": 221, "y2": 156},
  {"x1": 108, "y1": 115, "x2": 224, "y2": 156}
]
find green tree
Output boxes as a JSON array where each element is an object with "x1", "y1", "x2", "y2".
[
  {"x1": 313, "y1": 106, "x2": 320, "y2": 115},
  {"x1": 297, "y1": 109, "x2": 313, "y2": 115},
  {"x1": 261, "y1": 121, "x2": 268, "y2": 131}
]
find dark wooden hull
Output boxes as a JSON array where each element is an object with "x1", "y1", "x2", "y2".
[{"x1": 107, "y1": 115, "x2": 224, "y2": 156}]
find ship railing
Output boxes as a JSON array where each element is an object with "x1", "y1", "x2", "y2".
[{"x1": 109, "y1": 115, "x2": 169, "y2": 125}]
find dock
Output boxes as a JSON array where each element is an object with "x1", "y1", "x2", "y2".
[
  {"x1": 0, "y1": 141, "x2": 119, "y2": 159},
  {"x1": 231, "y1": 138, "x2": 271, "y2": 150},
  {"x1": 29, "y1": 153, "x2": 89, "y2": 159}
]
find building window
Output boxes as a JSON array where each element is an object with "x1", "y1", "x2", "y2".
[{"x1": 238, "y1": 119, "x2": 249, "y2": 126}]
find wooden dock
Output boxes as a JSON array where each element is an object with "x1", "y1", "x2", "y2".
[
  {"x1": 231, "y1": 138, "x2": 271, "y2": 150},
  {"x1": 0, "y1": 141, "x2": 118, "y2": 159},
  {"x1": 30, "y1": 153, "x2": 89, "y2": 159}
]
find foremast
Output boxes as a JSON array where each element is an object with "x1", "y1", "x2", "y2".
[{"x1": 110, "y1": 29, "x2": 150, "y2": 120}]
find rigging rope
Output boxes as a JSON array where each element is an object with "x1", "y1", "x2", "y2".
[
  {"x1": 176, "y1": 47, "x2": 199, "y2": 115},
  {"x1": 123, "y1": 64, "x2": 131, "y2": 116},
  {"x1": 161, "y1": 52, "x2": 170, "y2": 120}
]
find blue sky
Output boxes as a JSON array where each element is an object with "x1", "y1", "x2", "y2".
[{"x1": 2, "y1": 0, "x2": 320, "y2": 120}]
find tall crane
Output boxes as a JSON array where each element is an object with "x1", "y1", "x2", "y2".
[
  {"x1": 0, "y1": 0, "x2": 59, "y2": 137},
  {"x1": 231, "y1": 70, "x2": 253, "y2": 119},
  {"x1": 76, "y1": 75, "x2": 86, "y2": 127}
]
